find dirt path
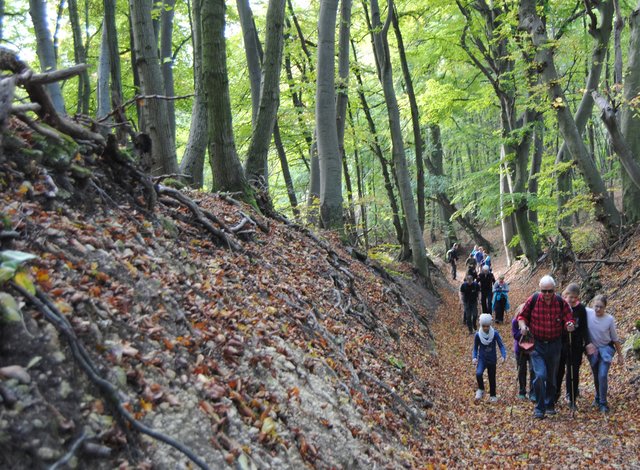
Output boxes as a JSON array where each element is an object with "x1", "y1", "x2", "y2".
[{"x1": 421, "y1": 264, "x2": 640, "y2": 468}]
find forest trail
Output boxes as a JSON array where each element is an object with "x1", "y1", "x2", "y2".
[{"x1": 420, "y1": 260, "x2": 640, "y2": 467}]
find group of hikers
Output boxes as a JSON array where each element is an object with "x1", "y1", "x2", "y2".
[{"x1": 447, "y1": 243, "x2": 624, "y2": 419}]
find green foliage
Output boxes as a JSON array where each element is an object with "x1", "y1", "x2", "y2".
[
  {"x1": 0, "y1": 250, "x2": 38, "y2": 324},
  {"x1": 570, "y1": 224, "x2": 602, "y2": 255},
  {"x1": 387, "y1": 356, "x2": 405, "y2": 370}
]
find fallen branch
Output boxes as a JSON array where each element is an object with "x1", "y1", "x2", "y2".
[
  {"x1": 11, "y1": 103, "x2": 41, "y2": 114},
  {"x1": 24, "y1": 64, "x2": 89, "y2": 86},
  {"x1": 157, "y1": 185, "x2": 242, "y2": 251},
  {"x1": 11, "y1": 283, "x2": 211, "y2": 470},
  {"x1": 97, "y1": 93, "x2": 195, "y2": 123},
  {"x1": 575, "y1": 259, "x2": 628, "y2": 265}
]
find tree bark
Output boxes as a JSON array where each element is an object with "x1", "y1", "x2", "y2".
[
  {"x1": 316, "y1": 0, "x2": 343, "y2": 229},
  {"x1": 103, "y1": 0, "x2": 126, "y2": 143},
  {"x1": 160, "y1": 0, "x2": 177, "y2": 142},
  {"x1": 306, "y1": 137, "x2": 320, "y2": 224},
  {"x1": 371, "y1": 0, "x2": 429, "y2": 280},
  {"x1": 391, "y1": 5, "x2": 425, "y2": 231},
  {"x1": 519, "y1": 0, "x2": 621, "y2": 234},
  {"x1": 237, "y1": 0, "x2": 262, "y2": 123},
  {"x1": 528, "y1": 118, "x2": 543, "y2": 226},
  {"x1": 555, "y1": 0, "x2": 613, "y2": 227},
  {"x1": 180, "y1": 0, "x2": 207, "y2": 188},
  {"x1": 97, "y1": 18, "x2": 111, "y2": 121},
  {"x1": 244, "y1": 0, "x2": 286, "y2": 190},
  {"x1": 29, "y1": 0, "x2": 65, "y2": 115},
  {"x1": 68, "y1": 0, "x2": 90, "y2": 115},
  {"x1": 274, "y1": 121, "x2": 299, "y2": 216},
  {"x1": 202, "y1": 0, "x2": 252, "y2": 196},
  {"x1": 621, "y1": 1, "x2": 640, "y2": 223},
  {"x1": 129, "y1": 0, "x2": 179, "y2": 175}
]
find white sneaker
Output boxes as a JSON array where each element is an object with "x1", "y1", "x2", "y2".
[
  {"x1": 489, "y1": 396, "x2": 498, "y2": 403},
  {"x1": 475, "y1": 389, "x2": 484, "y2": 400}
]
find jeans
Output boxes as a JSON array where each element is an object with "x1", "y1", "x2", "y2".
[
  {"x1": 517, "y1": 351, "x2": 534, "y2": 396},
  {"x1": 463, "y1": 301, "x2": 478, "y2": 333},
  {"x1": 476, "y1": 359, "x2": 497, "y2": 396},
  {"x1": 589, "y1": 345, "x2": 615, "y2": 407},
  {"x1": 530, "y1": 338, "x2": 562, "y2": 414},
  {"x1": 481, "y1": 290, "x2": 493, "y2": 314}
]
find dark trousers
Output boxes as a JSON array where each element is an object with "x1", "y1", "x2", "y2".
[
  {"x1": 463, "y1": 302, "x2": 478, "y2": 333},
  {"x1": 493, "y1": 296, "x2": 507, "y2": 323},
  {"x1": 530, "y1": 338, "x2": 562, "y2": 414},
  {"x1": 450, "y1": 261, "x2": 457, "y2": 280},
  {"x1": 556, "y1": 342, "x2": 583, "y2": 404},
  {"x1": 517, "y1": 351, "x2": 534, "y2": 396},
  {"x1": 476, "y1": 360, "x2": 497, "y2": 396},
  {"x1": 481, "y1": 290, "x2": 493, "y2": 314}
]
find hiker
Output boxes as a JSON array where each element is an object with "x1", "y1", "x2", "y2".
[
  {"x1": 555, "y1": 283, "x2": 589, "y2": 410},
  {"x1": 474, "y1": 246, "x2": 485, "y2": 273},
  {"x1": 517, "y1": 275, "x2": 575, "y2": 419},
  {"x1": 465, "y1": 255, "x2": 478, "y2": 280},
  {"x1": 459, "y1": 274, "x2": 480, "y2": 334},
  {"x1": 478, "y1": 265, "x2": 495, "y2": 314},
  {"x1": 446, "y1": 243, "x2": 459, "y2": 280},
  {"x1": 472, "y1": 313, "x2": 507, "y2": 402},
  {"x1": 492, "y1": 275, "x2": 510, "y2": 323},
  {"x1": 483, "y1": 251, "x2": 492, "y2": 271},
  {"x1": 512, "y1": 305, "x2": 535, "y2": 401},
  {"x1": 585, "y1": 295, "x2": 624, "y2": 413}
]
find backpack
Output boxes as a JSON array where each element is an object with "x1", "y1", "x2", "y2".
[{"x1": 446, "y1": 250, "x2": 453, "y2": 262}]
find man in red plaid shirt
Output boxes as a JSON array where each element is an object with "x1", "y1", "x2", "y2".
[{"x1": 518, "y1": 275, "x2": 575, "y2": 419}]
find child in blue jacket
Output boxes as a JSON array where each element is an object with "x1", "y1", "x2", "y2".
[{"x1": 473, "y1": 313, "x2": 507, "y2": 402}]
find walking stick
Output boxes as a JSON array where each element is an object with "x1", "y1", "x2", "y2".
[{"x1": 568, "y1": 331, "x2": 576, "y2": 418}]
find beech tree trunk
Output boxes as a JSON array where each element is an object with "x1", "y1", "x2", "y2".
[
  {"x1": 519, "y1": 0, "x2": 621, "y2": 234},
  {"x1": 244, "y1": 0, "x2": 286, "y2": 190},
  {"x1": 237, "y1": 0, "x2": 262, "y2": 123},
  {"x1": 371, "y1": 0, "x2": 429, "y2": 280},
  {"x1": 160, "y1": 0, "x2": 177, "y2": 142},
  {"x1": 391, "y1": 5, "x2": 425, "y2": 232},
  {"x1": 274, "y1": 121, "x2": 299, "y2": 216},
  {"x1": 316, "y1": 0, "x2": 343, "y2": 229},
  {"x1": 97, "y1": 19, "x2": 111, "y2": 121},
  {"x1": 68, "y1": 0, "x2": 90, "y2": 115},
  {"x1": 555, "y1": 0, "x2": 613, "y2": 227},
  {"x1": 621, "y1": 2, "x2": 640, "y2": 223},
  {"x1": 202, "y1": 0, "x2": 252, "y2": 196},
  {"x1": 29, "y1": 0, "x2": 66, "y2": 115},
  {"x1": 129, "y1": 0, "x2": 178, "y2": 175},
  {"x1": 180, "y1": 0, "x2": 207, "y2": 188},
  {"x1": 528, "y1": 119, "x2": 543, "y2": 226}
]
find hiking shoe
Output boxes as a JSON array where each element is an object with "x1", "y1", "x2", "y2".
[
  {"x1": 546, "y1": 406, "x2": 557, "y2": 415},
  {"x1": 533, "y1": 410, "x2": 545, "y2": 419},
  {"x1": 517, "y1": 394, "x2": 526, "y2": 400},
  {"x1": 600, "y1": 404, "x2": 610, "y2": 414},
  {"x1": 592, "y1": 399, "x2": 600, "y2": 408},
  {"x1": 475, "y1": 389, "x2": 484, "y2": 400},
  {"x1": 568, "y1": 402, "x2": 577, "y2": 411},
  {"x1": 489, "y1": 396, "x2": 498, "y2": 403},
  {"x1": 529, "y1": 395, "x2": 537, "y2": 403}
]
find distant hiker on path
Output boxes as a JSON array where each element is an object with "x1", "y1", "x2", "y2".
[
  {"x1": 492, "y1": 275, "x2": 510, "y2": 323},
  {"x1": 478, "y1": 266, "x2": 495, "y2": 314},
  {"x1": 460, "y1": 274, "x2": 480, "y2": 334},
  {"x1": 512, "y1": 304, "x2": 535, "y2": 401},
  {"x1": 465, "y1": 255, "x2": 478, "y2": 280},
  {"x1": 555, "y1": 283, "x2": 589, "y2": 410},
  {"x1": 473, "y1": 313, "x2": 507, "y2": 402},
  {"x1": 586, "y1": 295, "x2": 624, "y2": 413},
  {"x1": 446, "y1": 243, "x2": 459, "y2": 280},
  {"x1": 474, "y1": 247, "x2": 485, "y2": 273},
  {"x1": 482, "y1": 251, "x2": 492, "y2": 271},
  {"x1": 518, "y1": 275, "x2": 575, "y2": 419}
]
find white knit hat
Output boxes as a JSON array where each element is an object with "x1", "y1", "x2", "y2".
[{"x1": 479, "y1": 314, "x2": 493, "y2": 326}]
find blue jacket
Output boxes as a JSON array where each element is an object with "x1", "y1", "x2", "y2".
[{"x1": 473, "y1": 330, "x2": 507, "y2": 365}]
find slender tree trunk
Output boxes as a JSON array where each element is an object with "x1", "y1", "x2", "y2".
[
  {"x1": 352, "y1": 42, "x2": 403, "y2": 246},
  {"x1": 180, "y1": 0, "x2": 207, "y2": 188},
  {"x1": 274, "y1": 121, "x2": 299, "y2": 216},
  {"x1": 429, "y1": 124, "x2": 455, "y2": 248},
  {"x1": 499, "y1": 158, "x2": 515, "y2": 267},
  {"x1": 316, "y1": 0, "x2": 343, "y2": 229},
  {"x1": 307, "y1": 137, "x2": 320, "y2": 223},
  {"x1": 520, "y1": 0, "x2": 621, "y2": 234},
  {"x1": 160, "y1": 0, "x2": 177, "y2": 142},
  {"x1": 284, "y1": 51, "x2": 313, "y2": 156},
  {"x1": 528, "y1": 119, "x2": 543, "y2": 226},
  {"x1": 371, "y1": 0, "x2": 428, "y2": 280},
  {"x1": 0, "y1": 1, "x2": 4, "y2": 41},
  {"x1": 237, "y1": 0, "x2": 262, "y2": 123},
  {"x1": 97, "y1": 19, "x2": 111, "y2": 121},
  {"x1": 68, "y1": 0, "x2": 90, "y2": 114},
  {"x1": 350, "y1": 107, "x2": 368, "y2": 248},
  {"x1": 391, "y1": 5, "x2": 425, "y2": 231},
  {"x1": 245, "y1": 0, "x2": 286, "y2": 190},
  {"x1": 103, "y1": 0, "x2": 127, "y2": 143},
  {"x1": 555, "y1": 0, "x2": 613, "y2": 227},
  {"x1": 621, "y1": 2, "x2": 640, "y2": 223},
  {"x1": 29, "y1": 0, "x2": 66, "y2": 114},
  {"x1": 202, "y1": 0, "x2": 252, "y2": 196}
]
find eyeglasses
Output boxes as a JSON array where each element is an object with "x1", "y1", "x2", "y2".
[
  {"x1": 594, "y1": 305, "x2": 605, "y2": 310},
  {"x1": 541, "y1": 289, "x2": 554, "y2": 293}
]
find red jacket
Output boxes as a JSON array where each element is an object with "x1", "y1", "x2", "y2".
[{"x1": 517, "y1": 293, "x2": 574, "y2": 341}]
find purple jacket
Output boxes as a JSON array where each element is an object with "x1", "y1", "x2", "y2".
[{"x1": 511, "y1": 316, "x2": 522, "y2": 355}]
